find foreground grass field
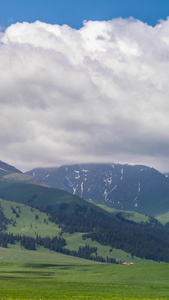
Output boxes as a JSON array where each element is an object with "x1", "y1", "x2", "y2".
[{"x1": 0, "y1": 247, "x2": 169, "y2": 300}]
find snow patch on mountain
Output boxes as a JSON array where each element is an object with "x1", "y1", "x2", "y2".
[
  {"x1": 103, "y1": 185, "x2": 117, "y2": 202},
  {"x1": 0, "y1": 168, "x2": 8, "y2": 172},
  {"x1": 43, "y1": 174, "x2": 50, "y2": 180},
  {"x1": 73, "y1": 185, "x2": 78, "y2": 194},
  {"x1": 82, "y1": 169, "x2": 89, "y2": 173},
  {"x1": 133, "y1": 182, "x2": 141, "y2": 208},
  {"x1": 81, "y1": 182, "x2": 84, "y2": 197}
]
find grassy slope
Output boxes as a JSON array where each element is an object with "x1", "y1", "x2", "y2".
[
  {"x1": 96, "y1": 202, "x2": 169, "y2": 225},
  {"x1": 0, "y1": 169, "x2": 46, "y2": 186},
  {"x1": 63, "y1": 232, "x2": 154, "y2": 264},
  {"x1": 0, "y1": 244, "x2": 98, "y2": 264},
  {"x1": 156, "y1": 211, "x2": 169, "y2": 224},
  {"x1": 3, "y1": 172, "x2": 47, "y2": 186},
  {"x1": 95, "y1": 203, "x2": 150, "y2": 223},
  {"x1": 0, "y1": 198, "x2": 61, "y2": 238},
  {"x1": 0, "y1": 198, "x2": 153, "y2": 264}
]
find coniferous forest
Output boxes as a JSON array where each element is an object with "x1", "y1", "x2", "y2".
[{"x1": 2, "y1": 196, "x2": 169, "y2": 262}]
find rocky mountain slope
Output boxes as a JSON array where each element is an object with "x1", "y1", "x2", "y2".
[{"x1": 26, "y1": 163, "x2": 169, "y2": 216}]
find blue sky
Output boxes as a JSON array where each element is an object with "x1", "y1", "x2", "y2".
[{"x1": 1, "y1": 0, "x2": 169, "y2": 29}]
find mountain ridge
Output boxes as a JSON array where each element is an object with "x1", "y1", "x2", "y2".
[
  {"x1": 26, "y1": 163, "x2": 169, "y2": 216},
  {"x1": 0, "y1": 160, "x2": 22, "y2": 174}
]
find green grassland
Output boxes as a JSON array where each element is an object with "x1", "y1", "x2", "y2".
[
  {"x1": 0, "y1": 247, "x2": 168, "y2": 300},
  {"x1": 0, "y1": 244, "x2": 97, "y2": 264}
]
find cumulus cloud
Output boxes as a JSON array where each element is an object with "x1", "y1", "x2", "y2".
[{"x1": 1, "y1": 18, "x2": 169, "y2": 172}]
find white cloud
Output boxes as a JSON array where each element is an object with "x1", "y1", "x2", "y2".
[{"x1": 1, "y1": 18, "x2": 169, "y2": 172}]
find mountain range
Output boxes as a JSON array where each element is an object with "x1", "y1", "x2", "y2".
[
  {"x1": 1, "y1": 159, "x2": 169, "y2": 264},
  {"x1": 26, "y1": 163, "x2": 169, "y2": 216}
]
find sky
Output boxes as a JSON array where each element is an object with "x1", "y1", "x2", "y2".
[{"x1": 1, "y1": 1, "x2": 169, "y2": 172}]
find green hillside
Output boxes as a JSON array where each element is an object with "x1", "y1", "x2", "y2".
[
  {"x1": 95, "y1": 203, "x2": 150, "y2": 223},
  {"x1": 156, "y1": 211, "x2": 169, "y2": 224},
  {"x1": 0, "y1": 198, "x2": 153, "y2": 264},
  {"x1": 0, "y1": 169, "x2": 47, "y2": 186},
  {"x1": 0, "y1": 244, "x2": 98, "y2": 264},
  {"x1": 0, "y1": 198, "x2": 61, "y2": 238},
  {"x1": 0, "y1": 179, "x2": 110, "y2": 216},
  {"x1": 62, "y1": 231, "x2": 153, "y2": 264}
]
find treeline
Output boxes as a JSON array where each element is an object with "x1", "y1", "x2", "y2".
[
  {"x1": 36, "y1": 235, "x2": 66, "y2": 252},
  {"x1": 83, "y1": 225, "x2": 169, "y2": 262},
  {"x1": 62, "y1": 245, "x2": 118, "y2": 263},
  {"x1": 0, "y1": 231, "x2": 118, "y2": 263},
  {"x1": 0, "y1": 232, "x2": 15, "y2": 248},
  {"x1": 49, "y1": 210, "x2": 169, "y2": 263},
  {"x1": 0, "y1": 232, "x2": 66, "y2": 251},
  {"x1": 0, "y1": 206, "x2": 11, "y2": 231}
]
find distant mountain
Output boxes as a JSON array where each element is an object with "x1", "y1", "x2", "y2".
[
  {"x1": 0, "y1": 160, "x2": 22, "y2": 174},
  {"x1": 26, "y1": 163, "x2": 169, "y2": 216}
]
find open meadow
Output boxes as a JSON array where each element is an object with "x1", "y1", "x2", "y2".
[{"x1": 0, "y1": 247, "x2": 169, "y2": 300}]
